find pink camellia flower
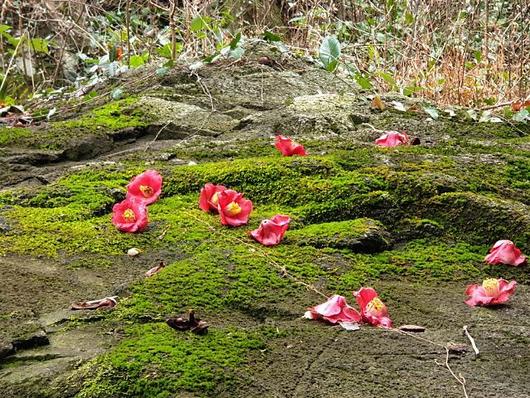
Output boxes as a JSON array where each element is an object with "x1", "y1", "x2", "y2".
[
  {"x1": 126, "y1": 170, "x2": 163, "y2": 205},
  {"x1": 112, "y1": 198, "x2": 149, "y2": 233},
  {"x1": 274, "y1": 135, "x2": 307, "y2": 156},
  {"x1": 217, "y1": 189, "x2": 253, "y2": 227},
  {"x1": 375, "y1": 131, "x2": 410, "y2": 147},
  {"x1": 354, "y1": 287, "x2": 392, "y2": 328},
  {"x1": 250, "y1": 214, "x2": 290, "y2": 246},
  {"x1": 199, "y1": 183, "x2": 227, "y2": 213},
  {"x1": 304, "y1": 295, "x2": 361, "y2": 328},
  {"x1": 485, "y1": 240, "x2": 527, "y2": 266},
  {"x1": 465, "y1": 278, "x2": 517, "y2": 307}
]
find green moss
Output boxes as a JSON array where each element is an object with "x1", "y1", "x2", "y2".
[
  {"x1": 0, "y1": 97, "x2": 148, "y2": 150},
  {"x1": 58, "y1": 97, "x2": 144, "y2": 133},
  {"x1": 287, "y1": 218, "x2": 390, "y2": 252},
  {"x1": 0, "y1": 127, "x2": 33, "y2": 146},
  {"x1": 76, "y1": 324, "x2": 264, "y2": 398}
]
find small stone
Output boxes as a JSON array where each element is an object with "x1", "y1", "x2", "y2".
[{"x1": 127, "y1": 247, "x2": 141, "y2": 257}]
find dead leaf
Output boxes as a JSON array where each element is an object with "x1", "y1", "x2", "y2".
[
  {"x1": 511, "y1": 99, "x2": 530, "y2": 112},
  {"x1": 398, "y1": 324, "x2": 426, "y2": 332},
  {"x1": 371, "y1": 95, "x2": 386, "y2": 111},
  {"x1": 166, "y1": 309, "x2": 209, "y2": 335},
  {"x1": 0, "y1": 105, "x2": 32, "y2": 127},
  {"x1": 71, "y1": 296, "x2": 117, "y2": 310},
  {"x1": 447, "y1": 342, "x2": 468, "y2": 354}
]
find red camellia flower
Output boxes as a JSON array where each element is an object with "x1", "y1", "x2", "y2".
[
  {"x1": 112, "y1": 198, "x2": 149, "y2": 233},
  {"x1": 304, "y1": 295, "x2": 361, "y2": 327},
  {"x1": 274, "y1": 135, "x2": 307, "y2": 156},
  {"x1": 250, "y1": 214, "x2": 290, "y2": 246},
  {"x1": 199, "y1": 183, "x2": 227, "y2": 213},
  {"x1": 485, "y1": 240, "x2": 527, "y2": 266},
  {"x1": 126, "y1": 170, "x2": 163, "y2": 205},
  {"x1": 375, "y1": 131, "x2": 410, "y2": 147},
  {"x1": 465, "y1": 278, "x2": 517, "y2": 307},
  {"x1": 217, "y1": 189, "x2": 253, "y2": 227},
  {"x1": 354, "y1": 287, "x2": 392, "y2": 328}
]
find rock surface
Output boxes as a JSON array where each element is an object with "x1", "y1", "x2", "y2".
[{"x1": 0, "y1": 44, "x2": 529, "y2": 397}]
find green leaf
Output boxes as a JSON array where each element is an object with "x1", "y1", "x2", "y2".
[
  {"x1": 229, "y1": 32, "x2": 241, "y2": 50},
  {"x1": 513, "y1": 109, "x2": 529, "y2": 122},
  {"x1": 319, "y1": 36, "x2": 341, "y2": 72},
  {"x1": 376, "y1": 71, "x2": 397, "y2": 90},
  {"x1": 264, "y1": 31, "x2": 281, "y2": 42},
  {"x1": 423, "y1": 106, "x2": 439, "y2": 119},
  {"x1": 354, "y1": 73, "x2": 373, "y2": 90},
  {"x1": 190, "y1": 16, "x2": 210, "y2": 32},
  {"x1": 403, "y1": 85, "x2": 422, "y2": 96},
  {"x1": 129, "y1": 54, "x2": 145, "y2": 68},
  {"x1": 156, "y1": 43, "x2": 182, "y2": 59}
]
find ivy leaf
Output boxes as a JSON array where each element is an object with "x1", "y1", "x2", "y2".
[{"x1": 319, "y1": 36, "x2": 341, "y2": 72}]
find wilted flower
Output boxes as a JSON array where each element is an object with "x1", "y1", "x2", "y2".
[
  {"x1": 250, "y1": 214, "x2": 290, "y2": 246},
  {"x1": 126, "y1": 170, "x2": 163, "y2": 205},
  {"x1": 465, "y1": 278, "x2": 517, "y2": 307},
  {"x1": 375, "y1": 131, "x2": 410, "y2": 147},
  {"x1": 354, "y1": 287, "x2": 392, "y2": 328},
  {"x1": 112, "y1": 198, "x2": 149, "y2": 233},
  {"x1": 199, "y1": 183, "x2": 226, "y2": 213},
  {"x1": 304, "y1": 295, "x2": 361, "y2": 328},
  {"x1": 274, "y1": 135, "x2": 307, "y2": 156},
  {"x1": 485, "y1": 240, "x2": 527, "y2": 266},
  {"x1": 217, "y1": 189, "x2": 253, "y2": 227}
]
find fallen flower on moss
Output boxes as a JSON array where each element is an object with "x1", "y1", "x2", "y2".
[
  {"x1": 126, "y1": 169, "x2": 163, "y2": 205},
  {"x1": 275, "y1": 135, "x2": 307, "y2": 156},
  {"x1": 199, "y1": 183, "x2": 226, "y2": 213},
  {"x1": 145, "y1": 261, "x2": 166, "y2": 277},
  {"x1": 112, "y1": 198, "x2": 149, "y2": 233},
  {"x1": 304, "y1": 295, "x2": 361, "y2": 330},
  {"x1": 166, "y1": 310, "x2": 209, "y2": 335},
  {"x1": 465, "y1": 278, "x2": 517, "y2": 307},
  {"x1": 71, "y1": 296, "x2": 117, "y2": 310},
  {"x1": 217, "y1": 189, "x2": 253, "y2": 227},
  {"x1": 485, "y1": 240, "x2": 527, "y2": 266},
  {"x1": 354, "y1": 287, "x2": 393, "y2": 328},
  {"x1": 375, "y1": 131, "x2": 410, "y2": 147},
  {"x1": 250, "y1": 214, "x2": 290, "y2": 246}
]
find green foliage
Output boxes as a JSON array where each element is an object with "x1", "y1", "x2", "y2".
[{"x1": 319, "y1": 36, "x2": 341, "y2": 72}]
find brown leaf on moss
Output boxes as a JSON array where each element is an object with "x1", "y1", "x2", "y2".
[{"x1": 166, "y1": 310, "x2": 209, "y2": 335}]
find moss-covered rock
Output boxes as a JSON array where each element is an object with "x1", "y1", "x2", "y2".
[
  {"x1": 1, "y1": 45, "x2": 530, "y2": 398},
  {"x1": 287, "y1": 218, "x2": 391, "y2": 252}
]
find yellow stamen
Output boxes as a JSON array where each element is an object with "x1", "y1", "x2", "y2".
[
  {"x1": 366, "y1": 297, "x2": 386, "y2": 314},
  {"x1": 482, "y1": 278, "x2": 499, "y2": 296},
  {"x1": 210, "y1": 192, "x2": 220, "y2": 206},
  {"x1": 123, "y1": 209, "x2": 136, "y2": 222},
  {"x1": 139, "y1": 185, "x2": 154, "y2": 197},
  {"x1": 225, "y1": 201, "x2": 242, "y2": 216}
]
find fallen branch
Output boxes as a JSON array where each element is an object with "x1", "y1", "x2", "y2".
[{"x1": 463, "y1": 325, "x2": 480, "y2": 357}]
